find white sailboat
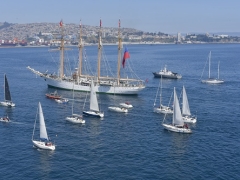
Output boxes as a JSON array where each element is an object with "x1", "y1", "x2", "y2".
[
  {"x1": 32, "y1": 102, "x2": 56, "y2": 150},
  {"x1": 66, "y1": 84, "x2": 85, "y2": 124},
  {"x1": 0, "y1": 74, "x2": 15, "y2": 107},
  {"x1": 153, "y1": 75, "x2": 173, "y2": 114},
  {"x1": 181, "y1": 86, "x2": 197, "y2": 123},
  {"x1": 162, "y1": 87, "x2": 192, "y2": 134},
  {"x1": 201, "y1": 51, "x2": 224, "y2": 84},
  {"x1": 83, "y1": 79, "x2": 104, "y2": 117},
  {"x1": 27, "y1": 19, "x2": 145, "y2": 95}
]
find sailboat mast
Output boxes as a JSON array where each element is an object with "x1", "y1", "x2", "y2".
[
  {"x1": 160, "y1": 75, "x2": 162, "y2": 106},
  {"x1": 78, "y1": 20, "x2": 83, "y2": 79},
  {"x1": 97, "y1": 19, "x2": 102, "y2": 83},
  {"x1": 32, "y1": 104, "x2": 38, "y2": 140},
  {"x1": 117, "y1": 19, "x2": 122, "y2": 86},
  {"x1": 218, "y1": 61, "x2": 220, "y2": 79},
  {"x1": 209, "y1": 51, "x2": 211, "y2": 79},
  {"x1": 3, "y1": 74, "x2": 5, "y2": 101},
  {"x1": 59, "y1": 20, "x2": 64, "y2": 79}
]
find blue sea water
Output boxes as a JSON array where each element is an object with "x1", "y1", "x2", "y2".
[{"x1": 0, "y1": 44, "x2": 240, "y2": 179}]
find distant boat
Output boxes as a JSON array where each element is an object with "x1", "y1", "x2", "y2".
[
  {"x1": 0, "y1": 74, "x2": 15, "y2": 107},
  {"x1": 181, "y1": 86, "x2": 197, "y2": 123},
  {"x1": 83, "y1": 79, "x2": 104, "y2": 118},
  {"x1": 153, "y1": 75, "x2": 173, "y2": 114},
  {"x1": 32, "y1": 102, "x2": 56, "y2": 150},
  {"x1": 45, "y1": 90, "x2": 62, "y2": 99},
  {"x1": 201, "y1": 51, "x2": 224, "y2": 84},
  {"x1": 108, "y1": 106, "x2": 128, "y2": 113},
  {"x1": 66, "y1": 84, "x2": 85, "y2": 124},
  {"x1": 108, "y1": 86, "x2": 128, "y2": 113},
  {"x1": 119, "y1": 102, "x2": 133, "y2": 109},
  {"x1": 153, "y1": 65, "x2": 182, "y2": 79},
  {"x1": 55, "y1": 98, "x2": 69, "y2": 104},
  {"x1": 0, "y1": 114, "x2": 10, "y2": 122},
  {"x1": 162, "y1": 87, "x2": 192, "y2": 134}
]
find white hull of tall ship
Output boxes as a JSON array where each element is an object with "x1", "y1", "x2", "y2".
[
  {"x1": 0, "y1": 101, "x2": 15, "y2": 107},
  {"x1": 182, "y1": 115, "x2": 197, "y2": 123},
  {"x1": 154, "y1": 105, "x2": 173, "y2": 114},
  {"x1": 66, "y1": 115, "x2": 85, "y2": 124},
  {"x1": 162, "y1": 123, "x2": 192, "y2": 134},
  {"x1": 83, "y1": 110, "x2": 104, "y2": 118},
  {"x1": 201, "y1": 79, "x2": 224, "y2": 84},
  {"x1": 32, "y1": 140, "x2": 56, "y2": 150},
  {"x1": 108, "y1": 106, "x2": 128, "y2": 113},
  {"x1": 27, "y1": 67, "x2": 145, "y2": 95}
]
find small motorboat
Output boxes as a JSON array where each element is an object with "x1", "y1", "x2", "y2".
[
  {"x1": 55, "y1": 98, "x2": 69, "y2": 104},
  {"x1": 119, "y1": 102, "x2": 133, "y2": 108},
  {"x1": 153, "y1": 65, "x2": 182, "y2": 79},
  {"x1": 108, "y1": 106, "x2": 128, "y2": 113},
  {"x1": 0, "y1": 115, "x2": 10, "y2": 122},
  {"x1": 45, "y1": 90, "x2": 62, "y2": 99}
]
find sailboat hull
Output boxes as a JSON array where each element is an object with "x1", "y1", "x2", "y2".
[
  {"x1": 201, "y1": 79, "x2": 224, "y2": 84},
  {"x1": 162, "y1": 123, "x2": 192, "y2": 134},
  {"x1": 66, "y1": 116, "x2": 85, "y2": 124},
  {"x1": 182, "y1": 116, "x2": 197, "y2": 123},
  {"x1": 83, "y1": 111, "x2": 104, "y2": 118},
  {"x1": 154, "y1": 106, "x2": 173, "y2": 114},
  {"x1": 32, "y1": 140, "x2": 55, "y2": 150},
  {"x1": 0, "y1": 101, "x2": 15, "y2": 107}
]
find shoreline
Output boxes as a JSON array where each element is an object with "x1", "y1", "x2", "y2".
[{"x1": 1, "y1": 41, "x2": 240, "y2": 48}]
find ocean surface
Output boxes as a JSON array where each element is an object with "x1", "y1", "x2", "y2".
[{"x1": 0, "y1": 44, "x2": 239, "y2": 180}]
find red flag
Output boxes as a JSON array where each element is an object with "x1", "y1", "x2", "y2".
[
  {"x1": 122, "y1": 47, "x2": 130, "y2": 68},
  {"x1": 59, "y1": 20, "x2": 63, "y2": 27}
]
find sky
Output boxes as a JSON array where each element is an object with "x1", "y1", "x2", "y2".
[{"x1": 1, "y1": 0, "x2": 240, "y2": 34}]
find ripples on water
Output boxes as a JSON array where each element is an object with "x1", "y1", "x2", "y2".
[{"x1": 0, "y1": 44, "x2": 239, "y2": 179}]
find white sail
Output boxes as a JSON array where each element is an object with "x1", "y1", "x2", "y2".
[
  {"x1": 182, "y1": 86, "x2": 191, "y2": 116},
  {"x1": 39, "y1": 102, "x2": 48, "y2": 140},
  {"x1": 172, "y1": 88, "x2": 184, "y2": 126},
  {"x1": 89, "y1": 80, "x2": 99, "y2": 112}
]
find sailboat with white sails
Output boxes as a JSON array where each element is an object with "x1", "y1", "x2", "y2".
[
  {"x1": 162, "y1": 87, "x2": 192, "y2": 134},
  {"x1": 83, "y1": 79, "x2": 104, "y2": 118},
  {"x1": 0, "y1": 74, "x2": 15, "y2": 107},
  {"x1": 66, "y1": 84, "x2": 85, "y2": 123},
  {"x1": 153, "y1": 75, "x2": 173, "y2": 114},
  {"x1": 181, "y1": 86, "x2": 197, "y2": 123},
  {"x1": 32, "y1": 102, "x2": 55, "y2": 150},
  {"x1": 27, "y1": 19, "x2": 145, "y2": 95},
  {"x1": 201, "y1": 51, "x2": 224, "y2": 84}
]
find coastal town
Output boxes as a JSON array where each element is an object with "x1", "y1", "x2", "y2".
[{"x1": 0, "y1": 21, "x2": 240, "y2": 47}]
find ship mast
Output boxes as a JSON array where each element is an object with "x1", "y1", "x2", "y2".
[
  {"x1": 78, "y1": 20, "x2": 83, "y2": 79},
  {"x1": 97, "y1": 19, "x2": 102, "y2": 83},
  {"x1": 117, "y1": 19, "x2": 122, "y2": 86},
  {"x1": 59, "y1": 20, "x2": 64, "y2": 79}
]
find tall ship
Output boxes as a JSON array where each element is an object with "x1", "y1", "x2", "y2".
[{"x1": 27, "y1": 20, "x2": 145, "y2": 95}]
